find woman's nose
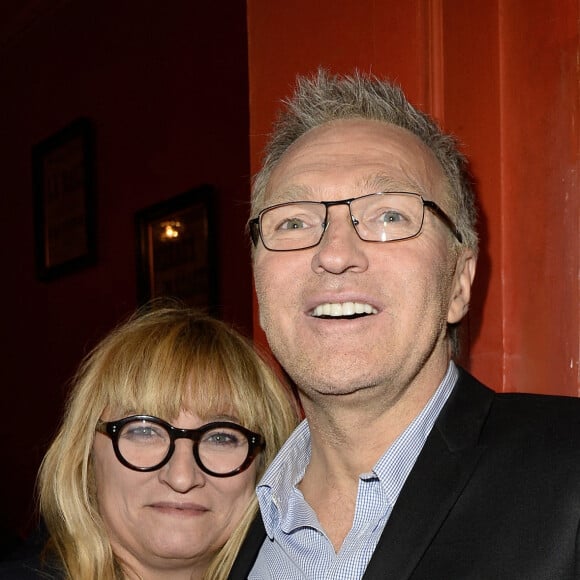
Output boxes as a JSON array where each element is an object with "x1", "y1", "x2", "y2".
[{"x1": 158, "y1": 440, "x2": 205, "y2": 492}]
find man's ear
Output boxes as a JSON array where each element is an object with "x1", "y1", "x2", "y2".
[{"x1": 447, "y1": 249, "x2": 477, "y2": 324}]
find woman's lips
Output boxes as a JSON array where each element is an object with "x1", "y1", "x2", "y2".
[{"x1": 149, "y1": 502, "x2": 209, "y2": 515}]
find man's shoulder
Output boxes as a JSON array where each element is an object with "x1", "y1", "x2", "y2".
[
  {"x1": 455, "y1": 366, "x2": 580, "y2": 443},
  {"x1": 456, "y1": 366, "x2": 580, "y2": 408},
  {"x1": 461, "y1": 368, "x2": 579, "y2": 409},
  {"x1": 493, "y1": 388, "x2": 580, "y2": 412}
]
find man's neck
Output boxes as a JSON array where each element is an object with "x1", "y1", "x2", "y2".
[
  {"x1": 297, "y1": 366, "x2": 449, "y2": 552},
  {"x1": 303, "y1": 371, "x2": 439, "y2": 468}
]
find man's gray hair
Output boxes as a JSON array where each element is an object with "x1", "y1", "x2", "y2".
[{"x1": 252, "y1": 68, "x2": 478, "y2": 253}]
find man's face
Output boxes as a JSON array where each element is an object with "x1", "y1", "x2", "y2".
[{"x1": 253, "y1": 119, "x2": 475, "y2": 407}]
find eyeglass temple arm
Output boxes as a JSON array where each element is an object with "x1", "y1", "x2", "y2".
[
  {"x1": 249, "y1": 218, "x2": 260, "y2": 246},
  {"x1": 423, "y1": 201, "x2": 463, "y2": 243},
  {"x1": 95, "y1": 420, "x2": 108, "y2": 434}
]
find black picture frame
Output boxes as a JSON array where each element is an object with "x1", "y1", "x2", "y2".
[
  {"x1": 135, "y1": 185, "x2": 218, "y2": 312},
  {"x1": 32, "y1": 117, "x2": 97, "y2": 281}
]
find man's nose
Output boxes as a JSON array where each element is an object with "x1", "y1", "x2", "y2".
[{"x1": 312, "y1": 205, "x2": 369, "y2": 274}]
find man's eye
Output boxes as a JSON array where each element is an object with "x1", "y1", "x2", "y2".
[
  {"x1": 380, "y1": 210, "x2": 406, "y2": 223},
  {"x1": 279, "y1": 218, "x2": 307, "y2": 230}
]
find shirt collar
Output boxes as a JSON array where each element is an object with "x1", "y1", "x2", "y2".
[
  {"x1": 370, "y1": 361, "x2": 458, "y2": 494},
  {"x1": 256, "y1": 362, "x2": 459, "y2": 536}
]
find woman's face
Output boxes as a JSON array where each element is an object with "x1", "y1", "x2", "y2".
[{"x1": 92, "y1": 408, "x2": 258, "y2": 577}]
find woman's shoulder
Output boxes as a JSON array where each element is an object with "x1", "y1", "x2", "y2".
[
  {"x1": 0, "y1": 559, "x2": 63, "y2": 579},
  {"x1": 0, "y1": 521, "x2": 63, "y2": 579},
  {"x1": 0, "y1": 554, "x2": 64, "y2": 579}
]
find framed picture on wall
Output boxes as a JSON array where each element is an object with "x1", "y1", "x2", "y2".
[
  {"x1": 135, "y1": 185, "x2": 218, "y2": 312},
  {"x1": 32, "y1": 117, "x2": 97, "y2": 281}
]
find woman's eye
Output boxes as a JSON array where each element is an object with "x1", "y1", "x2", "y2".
[
  {"x1": 204, "y1": 431, "x2": 241, "y2": 446},
  {"x1": 123, "y1": 424, "x2": 161, "y2": 441},
  {"x1": 128, "y1": 427, "x2": 153, "y2": 438}
]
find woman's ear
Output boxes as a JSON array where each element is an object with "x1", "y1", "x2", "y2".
[{"x1": 447, "y1": 249, "x2": 477, "y2": 324}]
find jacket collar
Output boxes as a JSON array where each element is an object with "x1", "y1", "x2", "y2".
[
  {"x1": 228, "y1": 368, "x2": 494, "y2": 580},
  {"x1": 228, "y1": 511, "x2": 266, "y2": 579},
  {"x1": 361, "y1": 368, "x2": 493, "y2": 579}
]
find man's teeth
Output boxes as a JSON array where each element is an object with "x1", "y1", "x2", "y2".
[{"x1": 311, "y1": 302, "x2": 378, "y2": 317}]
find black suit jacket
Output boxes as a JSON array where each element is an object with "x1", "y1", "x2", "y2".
[{"x1": 229, "y1": 368, "x2": 580, "y2": 579}]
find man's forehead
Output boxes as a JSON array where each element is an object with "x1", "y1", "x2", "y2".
[
  {"x1": 264, "y1": 119, "x2": 445, "y2": 204},
  {"x1": 264, "y1": 173, "x2": 428, "y2": 205}
]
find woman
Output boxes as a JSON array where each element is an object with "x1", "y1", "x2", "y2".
[{"x1": 1, "y1": 304, "x2": 298, "y2": 579}]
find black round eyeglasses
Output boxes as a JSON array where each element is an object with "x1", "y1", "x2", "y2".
[{"x1": 96, "y1": 415, "x2": 265, "y2": 478}]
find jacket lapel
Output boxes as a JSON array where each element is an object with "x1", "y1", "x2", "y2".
[{"x1": 362, "y1": 369, "x2": 494, "y2": 580}]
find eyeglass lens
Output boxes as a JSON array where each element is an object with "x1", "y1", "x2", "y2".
[
  {"x1": 259, "y1": 192, "x2": 426, "y2": 251},
  {"x1": 116, "y1": 418, "x2": 251, "y2": 474}
]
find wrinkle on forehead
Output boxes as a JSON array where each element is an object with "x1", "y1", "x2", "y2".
[
  {"x1": 265, "y1": 183, "x2": 317, "y2": 206},
  {"x1": 266, "y1": 173, "x2": 426, "y2": 207},
  {"x1": 264, "y1": 119, "x2": 449, "y2": 208},
  {"x1": 360, "y1": 172, "x2": 427, "y2": 196},
  {"x1": 263, "y1": 171, "x2": 449, "y2": 212}
]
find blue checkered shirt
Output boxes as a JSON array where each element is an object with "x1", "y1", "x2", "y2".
[{"x1": 249, "y1": 362, "x2": 458, "y2": 580}]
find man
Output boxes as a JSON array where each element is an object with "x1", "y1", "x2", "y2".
[{"x1": 229, "y1": 70, "x2": 580, "y2": 579}]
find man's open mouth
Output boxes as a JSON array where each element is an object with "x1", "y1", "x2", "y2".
[{"x1": 311, "y1": 302, "x2": 378, "y2": 319}]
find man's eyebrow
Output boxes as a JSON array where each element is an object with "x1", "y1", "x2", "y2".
[
  {"x1": 265, "y1": 174, "x2": 424, "y2": 206},
  {"x1": 265, "y1": 184, "x2": 315, "y2": 205},
  {"x1": 360, "y1": 174, "x2": 420, "y2": 193}
]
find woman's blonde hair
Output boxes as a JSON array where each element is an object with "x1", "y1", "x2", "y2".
[{"x1": 38, "y1": 302, "x2": 299, "y2": 579}]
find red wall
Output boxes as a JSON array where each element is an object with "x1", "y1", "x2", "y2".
[
  {"x1": 1, "y1": 0, "x2": 577, "y2": 544},
  {"x1": 247, "y1": 0, "x2": 579, "y2": 395},
  {"x1": 440, "y1": 0, "x2": 579, "y2": 393},
  {"x1": 0, "y1": 2, "x2": 252, "y2": 538}
]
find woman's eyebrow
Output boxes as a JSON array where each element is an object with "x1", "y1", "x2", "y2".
[{"x1": 202, "y1": 413, "x2": 241, "y2": 423}]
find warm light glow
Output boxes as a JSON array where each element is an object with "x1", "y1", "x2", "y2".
[{"x1": 159, "y1": 220, "x2": 183, "y2": 241}]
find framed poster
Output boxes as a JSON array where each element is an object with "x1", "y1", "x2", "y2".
[
  {"x1": 32, "y1": 117, "x2": 96, "y2": 280},
  {"x1": 135, "y1": 185, "x2": 218, "y2": 312}
]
